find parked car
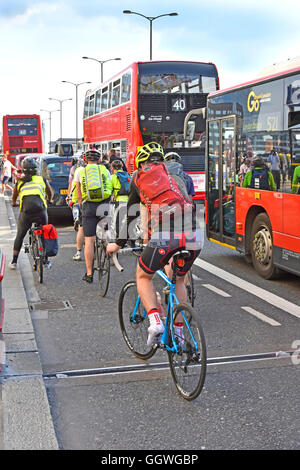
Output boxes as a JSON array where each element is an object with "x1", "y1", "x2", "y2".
[{"x1": 36, "y1": 155, "x2": 73, "y2": 218}]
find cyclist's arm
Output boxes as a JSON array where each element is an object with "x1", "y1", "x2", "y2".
[
  {"x1": 11, "y1": 183, "x2": 19, "y2": 206},
  {"x1": 114, "y1": 178, "x2": 141, "y2": 249},
  {"x1": 268, "y1": 172, "x2": 276, "y2": 191},
  {"x1": 44, "y1": 179, "x2": 52, "y2": 202}
]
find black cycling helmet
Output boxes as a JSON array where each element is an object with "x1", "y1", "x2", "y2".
[
  {"x1": 85, "y1": 149, "x2": 101, "y2": 162},
  {"x1": 164, "y1": 151, "x2": 181, "y2": 162},
  {"x1": 111, "y1": 159, "x2": 123, "y2": 170},
  {"x1": 22, "y1": 157, "x2": 37, "y2": 173},
  {"x1": 252, "y1": 155, "x2": 265, "y2": 167}
]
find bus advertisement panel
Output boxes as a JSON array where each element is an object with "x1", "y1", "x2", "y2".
[
  {"x1": 83, "y1": 61, "x2": 219, "y2": 200},
  {"x1": 205, "y1": 65, "x2": 300, "y2": 279},
  {"x1": 2, "y1": 114, "x2": 43, "y2": 164}
]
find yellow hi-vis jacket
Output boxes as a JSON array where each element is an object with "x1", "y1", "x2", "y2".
[
  {"x1": 79, "y1": 164, "x2": 112, "y2": 202},
  {"x1": 17, "y1": 175, "x2": 47, "y2": 211}
]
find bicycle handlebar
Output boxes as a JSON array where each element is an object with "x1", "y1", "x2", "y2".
[{"x1": 111, "y1": 246, "x2": 145, "y2": 272}]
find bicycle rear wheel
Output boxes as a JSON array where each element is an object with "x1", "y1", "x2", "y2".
[
  {"x1": 37, "y1": 255, "x2": 43, "y2": 283},
  {"x1": 30, "y1": 236, "x2": 38, "y2": 271},
  {"x1": 168, "y1": 303, "x2": 206, "y2": 401},
  {"x1": 118, "y1": 280, "x2": 157, "y2": 360},
  {"x1": 95, "y1": 241, "x2": 110, "y2": 297},
  {"x1": 37, "y1": 236, "x2": 44, "y2": 284}
]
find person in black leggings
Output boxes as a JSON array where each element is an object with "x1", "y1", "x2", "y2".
[{"x1": 10, "y1": 157, "x2": 51, "y2": 269}]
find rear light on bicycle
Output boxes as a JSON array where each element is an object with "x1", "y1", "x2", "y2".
[
  {"x1": 38, "y1": 246, "x2": 43, "y2": 251},
  {"x1": 178, "y1": 259, "x2": 185, "y2": 267},
  {"x1": 34, "y1": 230, "x2": 43, "y2": 235}
]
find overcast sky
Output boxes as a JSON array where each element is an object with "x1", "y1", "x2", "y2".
[{"x1": 1, "y1": 0, "x2": 300, "y2": 148}]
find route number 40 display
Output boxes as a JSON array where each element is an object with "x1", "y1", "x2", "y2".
[{"x1": 172, "y1": 98, "x2": 186, "y2": 111}]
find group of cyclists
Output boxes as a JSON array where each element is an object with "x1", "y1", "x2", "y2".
[{"x1": 7, "y1": 142, "x2": 201, "y2": 346}]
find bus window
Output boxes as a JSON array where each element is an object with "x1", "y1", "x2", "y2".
[
  {"x1": 101, "y1": 86, "x2": 109, "y2": 111},
  {"x1": 89, "y1": 94, "x2": 95, "y2": 116},
  {"x1": 112, "y1": 79, "x2": 121, "y2": 107},
  {"x1": 121, "y1": 72, "x2": 131, "y2": 103},
  {"x1": 95, "y1": 90, "x2": 101, "y2": 114},
  {"x1": 84, "y1": 97, "x2": 89, "y2": 118}
]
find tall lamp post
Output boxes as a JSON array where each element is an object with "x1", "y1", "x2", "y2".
[
  {"x1": 48, "y1": 97, "x2": 72, "y2": 142},
  {"x1": 40, "y1": 108, "x2": 60, "y2": 153},
  {"x1": 82, "y1": 56, "x2": 121, "y2": 83},
  {"x1": 123, "y1": 10, "x2": 178, "y2": 60},
  {"x1": 61, "y1": 80, "x2": 91, "y2": 150}
]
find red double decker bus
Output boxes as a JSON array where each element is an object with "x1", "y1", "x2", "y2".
[
  {"x1": 2, "y1": 114, "x2": 43, "y2": 164},
  {"x1": 203, "y1": 62, "x2": 300, "y2": 278},
  {"x1": 83, "y1": 60, "x2": 219, "y2": 200}
]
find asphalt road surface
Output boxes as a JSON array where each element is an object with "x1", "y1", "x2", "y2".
[{"x1": 13, "y1": 207, "x2": 300, "y2": 450}]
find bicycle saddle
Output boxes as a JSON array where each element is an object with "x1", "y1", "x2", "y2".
[{"x1": 173, "y1": 250, "x2": 191, "y2": 260}]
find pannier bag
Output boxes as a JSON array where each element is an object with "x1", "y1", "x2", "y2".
[{"x1": 42, "y1": 224, "x2": 59, "y2": 257}]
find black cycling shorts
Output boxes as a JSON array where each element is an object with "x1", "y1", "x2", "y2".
[
  {"x1": 138, "y1": 230, "x2": 201, "y2": 277},
  {"x1": 82, "y1": 200, "x2": 110, "y2": 237}
]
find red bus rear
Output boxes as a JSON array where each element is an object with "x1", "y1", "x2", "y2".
[
  {"x1": 83, "y1": 61, "x2": 219, "y2": 200},
  {"x1": 2, "y1": 114, "x2": 43, "y2": 165}
]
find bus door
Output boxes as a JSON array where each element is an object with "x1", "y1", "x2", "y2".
[{"x1": 206, "y1": 116, "x2": 236, "y2": 245}]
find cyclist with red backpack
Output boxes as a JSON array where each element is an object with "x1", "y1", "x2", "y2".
[{"x1": 107, "y1": 142, "x2": 202, "y2": 346}]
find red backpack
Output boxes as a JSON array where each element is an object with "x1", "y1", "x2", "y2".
[{"x1": 134, "y1": 162, "x2": 192, "y2": 222}]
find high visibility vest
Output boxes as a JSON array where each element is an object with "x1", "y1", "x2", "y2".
[
  {"x1": 17, "y1": 175, "x2": 47, "y2": 211},
  {"x1": 79, "y1": 164, "x2": 112, "y2": 202},
  {"x1": 71, "y1": 166, "x2": 81, "y2": 204}
]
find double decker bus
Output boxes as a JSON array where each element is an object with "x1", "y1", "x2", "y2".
[
  {"x1": 202, "y1": 63, "x2": 300, "y2": 279},
  {"x1": 2, "y1": 114, "x2": 43, "y2": 164},
  {"x1": 83, "y1": 61, "x2": 219, "y2": 200}
]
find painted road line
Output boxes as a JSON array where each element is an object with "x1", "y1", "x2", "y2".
[
  {"x1": 194, "y1": 258, "x2": 300, "y2": 319},
  {"x1": 202, "y1": 283, "x2": 231, "y2": 297},
  {"x1": 241, "y1": 306, "x2": 281, "y2": 326}
]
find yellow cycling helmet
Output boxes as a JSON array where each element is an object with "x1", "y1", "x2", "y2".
[{"x1": 135, "y1": 142, "x2": 164, "y2": 168}]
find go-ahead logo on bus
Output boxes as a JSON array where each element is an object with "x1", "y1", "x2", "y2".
[{"x1": 247, "y1": 90, "x2": 271, "y2": 112}]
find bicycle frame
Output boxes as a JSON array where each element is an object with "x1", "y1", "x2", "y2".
[{"x1": 131, "y1": 268, "x2": 199, "y2": 355}]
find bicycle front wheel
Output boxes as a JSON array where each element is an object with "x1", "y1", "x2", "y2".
[
  {"x1": 168, "y1": 303, "x2": 206, "y2": 401},
  {"x1": 118, "y1": 280, "x2": 157, "y2": 360},
  {"x1": 95, "y1": 241, "x2": 110, "y2": 297},
  {"x1": 186, "y1": 269, "x2": 195, "y2": 307}
]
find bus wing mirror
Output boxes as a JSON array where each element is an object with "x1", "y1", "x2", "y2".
[{"x1": 184, "y1": 107, "x2": 206, "y2": 141}]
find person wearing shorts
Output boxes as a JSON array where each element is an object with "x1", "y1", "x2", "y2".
[
  {"x1": 107, "y1": 142, "x2": 201, "y2": 346},
  {"x1": 75, "y1": 149, "x2": 112, "y2": 283},
  {"x1": 1, "y1": 155, "x2": 17, "y2": 194}
]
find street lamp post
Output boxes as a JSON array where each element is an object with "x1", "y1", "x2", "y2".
[
  {"x1": 61, "y1": 80, "x2": 91, "y2": 150},
  {"x1": 40, "y1": 108, "x2": 60, "y2": 153},
  {"x1": 82, "y1": 56, "x2": 121, "y2": 83},
  {"x1": 48, "y1": 97, "x2": 72, "y2": 142},
  {"x1": 123, "y1": 10, "x2": 178, "y2": 60}
]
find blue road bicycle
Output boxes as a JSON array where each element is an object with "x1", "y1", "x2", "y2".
[{"x1": 118, "y1": 249, "x2": 207, "y2": 401}]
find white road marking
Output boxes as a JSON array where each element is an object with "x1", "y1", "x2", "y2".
[
  {"x1": 202, "y1": 283, "x2": 231, "y2": 297},
  {"x1": 241, "y1": 306, "x2": 281, "y2": 326},
  {"x1": 194, "y1": 258, "x2": 300, "y2": 319}
]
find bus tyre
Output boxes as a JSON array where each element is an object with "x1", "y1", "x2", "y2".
[{"x1": 250, "y1": 213, "x2": 279, "y2": 280}]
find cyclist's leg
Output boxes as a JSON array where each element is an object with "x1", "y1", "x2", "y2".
[
  {"x1": 82, "y1": 202, "x2": 98, "y2": 280},
  {"x1": 10, "y1": 211, "x2": 32, "y2": 267},
  {"x1": 136, "y1": 258, "x2": 164, "y2": 346}
]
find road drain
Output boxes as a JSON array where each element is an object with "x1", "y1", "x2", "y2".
[
  {"x1": 29, "y1": 300, "x2": 73, "y2": 311},
  {"x1": 43, "y1": 350, "x2": 297, "y2": 380}
]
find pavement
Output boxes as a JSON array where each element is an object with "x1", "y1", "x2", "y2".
[{"x1": 0, "y1": 192, "x2": 59, "y2": 450}]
